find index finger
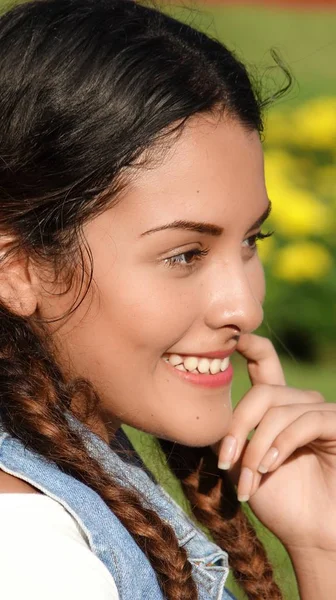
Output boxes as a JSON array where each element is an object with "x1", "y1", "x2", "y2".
[{"x1": 236, "y1": 333, "x2": 286, "y2": 387}]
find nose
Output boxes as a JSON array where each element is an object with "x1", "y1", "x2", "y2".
[{"x1": 204, "y1": 259, "x2": 264, "y2": 335}]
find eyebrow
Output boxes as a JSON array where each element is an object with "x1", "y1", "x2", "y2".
[{"x1": 140, "y1": 200, "x2": 272, "y2": 238}]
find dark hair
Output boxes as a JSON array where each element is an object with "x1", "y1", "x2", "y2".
[{"x1": 0, "y1": 1, "x2": 285, "y2": 598}]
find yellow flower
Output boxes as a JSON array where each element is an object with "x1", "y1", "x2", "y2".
[
  {"x1": 291, "y1": 97, "x2": 336, "y2": 149},
  {"x1": 271, "y1": 187, "x2": 331, "y2": 236},
  {"x1": 273, "y1": 242, "x2": 333, "y2": 282},
  {"x1": 264, "y1": 153, "x2": 332, "y2": 236}
]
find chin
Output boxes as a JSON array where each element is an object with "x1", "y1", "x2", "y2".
[{"x1": 156, "y1": 422, "x2": 229, "y2": 448}]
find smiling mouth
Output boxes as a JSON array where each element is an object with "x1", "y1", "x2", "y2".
[{"x1": 162, "y1": 353, "x2": 230, "y2": 375}]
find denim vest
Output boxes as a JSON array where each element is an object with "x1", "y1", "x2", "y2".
[{"x1": 0, "y1": 417, "x2": 236, "y2": 600}]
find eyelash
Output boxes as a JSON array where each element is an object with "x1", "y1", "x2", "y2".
[
  {"x1": 163, "y1": 231, "x2": 274, "y2": 271},
  {"x1": 164, "y1": 247, "x2": 210, "y2": 270},
  {"x1": 244, "y1": 230, "x2": 274, "y2": 250}
]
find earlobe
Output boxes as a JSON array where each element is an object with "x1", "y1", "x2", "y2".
[{"x1": 0, "y1": 239, "x2": 38, "y2": 317}]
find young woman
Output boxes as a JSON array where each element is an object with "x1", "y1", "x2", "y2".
[{"x1": 0, "y1": 1, "x2": 335, "y2": 599}]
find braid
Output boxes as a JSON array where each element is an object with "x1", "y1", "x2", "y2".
[
  {"x1": 0, "y1": 306, "x2": 197, "y2": 600},
  {"x1": 159, "y1": 440, "x2": 283, "y2": 600}
]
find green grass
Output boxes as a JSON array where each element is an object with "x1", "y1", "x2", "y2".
[{"x1": 125, "y1": 359, "x2": 335, "y2": 600}]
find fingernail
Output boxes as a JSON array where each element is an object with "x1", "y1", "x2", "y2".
[
  {"x1": 258, "y1": 447, "x2": 279, "y2": 474},
  {"x1": 237, "y1": 467, "x2": 253, "y2": 502},
  {"x1": 218, "y1": 435, "x2": 237, "y2": 470}
]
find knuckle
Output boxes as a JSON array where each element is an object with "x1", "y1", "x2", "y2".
[
  {"x1": 256, "y1": 335, "x2": 274, "y2": 350},
  {"x1": 259, "y1": 405, "x2": 287, "y2": 431},
  {"x1": 261, "y1": 337, "x2": 276, "y2": 352},
  {"x1": 276, "y1": 427, "x2": 295, "y2": 447},
  {"x1": 265, "y1": 405, "x2": 282, "y2": 420},
  {"x1": 252, "y1": 383, "x2": 271, "y2": 397},
  {"x1": 306, "y1": 390, "x2": 325, "y2": 403},
  {"x1": 313, "y1": 409, "x2": 326, "y2": 423}
]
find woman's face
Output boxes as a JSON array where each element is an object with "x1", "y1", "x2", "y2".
[{"x1": 39, "y1": 114, "x2": 269, "y2": 446}]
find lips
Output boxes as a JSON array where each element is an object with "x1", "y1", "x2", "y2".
[{"x1": 162, "y1": 354, "x2": 234, "y2": 388}]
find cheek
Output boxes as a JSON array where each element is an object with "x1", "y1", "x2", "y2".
[{"x1": 98, "y1": 271, "x2": 198, "y2": 355}]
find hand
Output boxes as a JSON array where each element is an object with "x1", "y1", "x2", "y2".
[{"x1": 217, "y1": 334, "x2": 336, "y2": 553}]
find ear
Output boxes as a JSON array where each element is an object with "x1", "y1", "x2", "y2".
[{"x1": 0, "y1": 236, "x2": 38, "y2": 317}]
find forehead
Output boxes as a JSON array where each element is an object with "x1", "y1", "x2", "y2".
[{"x1": 112, "y1": 114, "x2": 267, "y2": 232}]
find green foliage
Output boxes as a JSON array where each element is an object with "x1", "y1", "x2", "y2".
[{"x1": 259, "y1": 96, "x2": 336, "y2": 361}]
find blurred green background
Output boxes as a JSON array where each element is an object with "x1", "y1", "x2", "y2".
[{"x1": 1, "y1": 1, "x2": 335, "y2": 599}]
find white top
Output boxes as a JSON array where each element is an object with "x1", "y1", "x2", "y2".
[{"x1": 0, "y1": 494, "x2": 120, "y2": 599}]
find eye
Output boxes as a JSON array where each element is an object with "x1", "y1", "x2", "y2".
[
  {"x1": 163, "y1": 247, "x2": 210, "y2": 271},
  {"x1": 243, "y1": 230, "x2": 274, "y2": 251}
]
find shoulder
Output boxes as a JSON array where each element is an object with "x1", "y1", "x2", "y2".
[
  {"x1": 0, "y1": 469, "x2": 41, "y2": 493},
  {"x1": 0, "y1": 493, "x2": 120, "y2": 600}
]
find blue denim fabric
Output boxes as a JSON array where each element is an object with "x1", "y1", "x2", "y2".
[{"x1": 0, "y1": 417, "x2": 236, "y2": 600}]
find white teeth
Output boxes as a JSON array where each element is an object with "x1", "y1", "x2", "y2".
[
  {"x1": 163, "y1": 353, "x2": 230, "y2": 375},
  {"x1": 220, "y1": 358, "x2": 229, "y2": 371},
  {"x1": 168, "y1": 354, "x2": 183, "y2": 366},
  {"x1": 183, "y1": 357, "x2": 198, "y2": 372},
  {"x1": 210, "y1": 358, "x2": 222, "y2": 374},
  {"x1": 198, "y1": 358, "x2": 210, "y2": 373}
]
